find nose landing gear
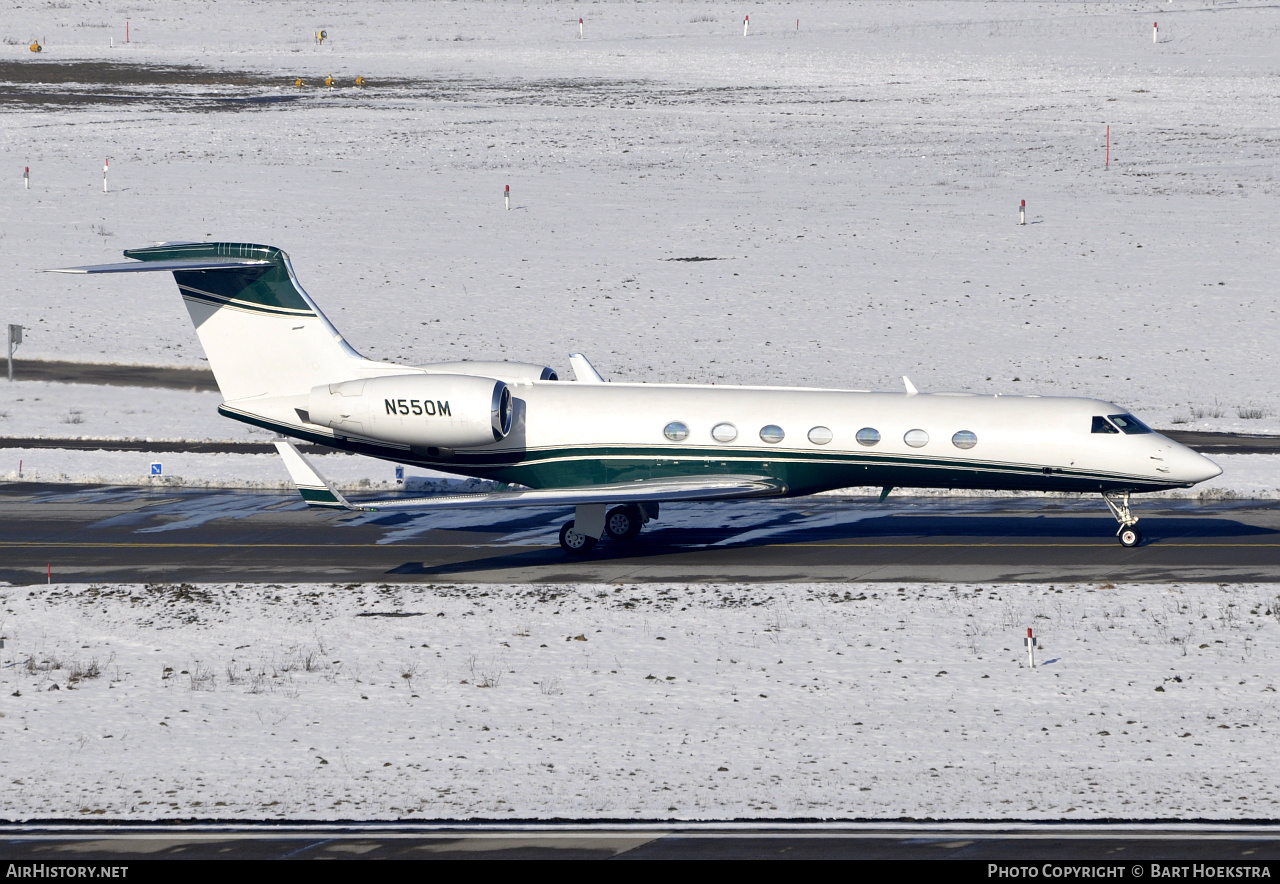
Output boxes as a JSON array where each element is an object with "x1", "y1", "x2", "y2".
[{"x1": 1103, "y1": 491, "x2": 1143, "y2": 547}]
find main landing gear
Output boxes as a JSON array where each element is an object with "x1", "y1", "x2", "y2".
[
  {"x1": 1103, "y1": 491, "x2": 1143, "y2": 548},
  {"x1": 558, "y1": 503, "x2": 655, "y2": 555}
]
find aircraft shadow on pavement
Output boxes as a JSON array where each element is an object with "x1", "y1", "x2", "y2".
[
  {"x1": 386, "y1": 514, "x2": 1277, "y2": 577},
  {"x1": 740, "y1": 513, "x2": 1279, "y2": 542}
]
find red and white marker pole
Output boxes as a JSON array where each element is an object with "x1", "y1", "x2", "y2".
[
  {"x1": 744, "y1": 15, "x2": 750, "y2": 36},
  {"x1": 1106, "y1": 125, "x2": 1110, "y2": 169},
  {"x1": 24, "y1": 166, "x2": 29, "y2": 189},
  {"x1": 1019, "y1": 199, "x2": 1025, "y2": 226},
  {"x1": 504, "y1": 184, "x2": 510, "y2": 211},
  {"x1": 47, "y1": 564, "x2": 51, "y2": 585},
  {"x1": 1025, "y1": 627, "x2": 1036, "y2": 668},
  {"x1": 103, "y1": 157, "x2": 110, "y2": 193},
  {"x1": 1153, "y1": 21, "x2": 1158, "y2": 43},
  {"x1": 126, "y1": 20, "x2": 130, "y2": 43},
  {"x1": 579, "y1": 17, "x2": 583, "y2": 39}
]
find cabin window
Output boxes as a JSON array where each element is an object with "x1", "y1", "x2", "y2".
[
  {"x1": 759, "y1": 425, "x2": 785, "y2": 444},
  {"x1": 1091, "y1": 416, "x2": 1120, "y2": 434},
  {"x1": 952, "y1": 430, "x2": 978, "y2": 450},
  {"x1": 904, "y1": 429, "x2": 930, "y2": 448},
  {"x1": 663, "y1": 421, "x2": 690, "y2": 442},
  {"x1": 1108, "y1": 414, "x2": 1153, "y2": 435},
  {"x1": 711, "y1": 422, "x2": 738, "y2": 443},
  {"x1": 808, "y1": 426, "x2": 833, "y2": 445},
  {"x1": 856, "y1": 427, "x2": 881, "y2": 447}
]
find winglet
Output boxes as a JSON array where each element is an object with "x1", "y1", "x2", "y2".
[
  {"x1": 902, "y1": 376, "x2": 918, "y2": 396},
  {"x1": 569, "y1": 353, "x2": 605, "y2": 383},
  {"x1": 273, "y1": 439, "x2": 352, "y2": 509}
]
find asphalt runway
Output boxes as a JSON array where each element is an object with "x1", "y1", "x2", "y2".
[
  {"x1": 3, "y1": 483, "x2": 1280, "y2": 584},
  {"x1": 8, "y1": 358, "x2": 218, "y2": 392},
  {"x1": 2, "y1": 823, "x2": 1279, "y2": 861}
]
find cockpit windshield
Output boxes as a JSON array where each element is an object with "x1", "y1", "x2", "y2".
[
  {"x1": 1091, "y1": 416, "x2": 1119, "y2": 434},
  {"x1": 1108, "y1": 414, "x2": 1153, "y2": 435}
]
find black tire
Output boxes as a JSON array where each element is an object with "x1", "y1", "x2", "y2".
[
  {"x1": 1118, "y1": 526, "x2": 1142, "y2": 548},
  {"x1": 559, "y1": 520, "x2": 598, "y2": 555},
  {"x1": 605, "y1": 505, "x2": 644, "y2": 541}
]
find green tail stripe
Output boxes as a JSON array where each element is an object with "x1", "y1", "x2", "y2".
[{"x1": 124, "y1": 242, "x2": 311, "y2": 314}]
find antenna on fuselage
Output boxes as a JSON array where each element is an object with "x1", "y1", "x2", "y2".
[{"x1": 902, "y1": 376, "x2": 919, "y2": 396}]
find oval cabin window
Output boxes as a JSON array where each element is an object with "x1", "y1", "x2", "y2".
[
  {"x1": 759, "y1": 425, "x2": 785, "y2": 444},
  {"x1": 856, "y1": 427, "x2": 881, "y2": 447},
  {"x1": 952, "y1": 430, "x2": 978, "y2": 450},
  {"x1": 711, "y1": 422, "x2": 738, "y2": 443},
  {"x1": 663, "y1": 421, "x2": 690, "y2": 442},
  {"x1": 904, "y1": 429, "x2": 930, "y2": 448},
  {"x1": 808, "y1": 426, "x2": 833, "y2": 445}
]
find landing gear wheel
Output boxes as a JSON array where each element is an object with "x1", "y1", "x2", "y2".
[
  {"x1": 559, "y1": 520, "x2": 598, "y2": 555},
  {"x1": 605, "y1": 505, "x2": 644, "y2": 541},
  {"x1": 1118, "y1": 526, "x2": 1143, "y2": 548}
]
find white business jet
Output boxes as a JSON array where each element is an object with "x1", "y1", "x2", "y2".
[{"x1": 53, "y1": 242, "x2": 1221, "y2": 553}]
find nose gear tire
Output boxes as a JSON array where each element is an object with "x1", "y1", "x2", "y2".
[{"x1": 1118, "y1": 527, "x2": 1142, "y2": 548}]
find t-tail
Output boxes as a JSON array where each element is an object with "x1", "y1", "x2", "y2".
[
  {"x1": 48, "y1": 241, "x2": 427, "y2": 436},
  {"x1": 51, "y1": 242, "x2": 399, "y2": 400}
]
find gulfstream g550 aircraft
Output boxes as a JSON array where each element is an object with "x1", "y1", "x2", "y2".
[{"x1": 54, "y1": 242, "x2": 1221, "y2": 553}]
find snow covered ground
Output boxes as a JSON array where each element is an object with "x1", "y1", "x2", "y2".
[
  {"x1": 1, "y1": 580, "x2": 1277, "y2": 820},
  {"x1": 3, "y1": 1, "x2": 1279, "y2": 434},
  {"x1": 3, "y1": 2, "x2": 1279, "y2": 824}
]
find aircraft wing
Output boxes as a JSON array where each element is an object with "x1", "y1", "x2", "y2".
[{"x1": 273, "y1": 440, "x2": 788, "y2": 511}]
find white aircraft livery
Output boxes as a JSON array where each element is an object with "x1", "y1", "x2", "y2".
[{"x1": 53, "y1": 242, "x2": 1222, "y2": 553}]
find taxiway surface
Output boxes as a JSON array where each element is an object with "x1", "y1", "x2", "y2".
[
  {"x1": 2, "y1": 484, "x2": 1278, "y2": 585},
  {"x1": 3, "y1": 823, "x2": 1279, "y2": 861}
]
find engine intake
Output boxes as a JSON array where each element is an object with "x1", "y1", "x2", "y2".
[{"x1": 309, "y1": 374, "x2": 513, "y2": 448}]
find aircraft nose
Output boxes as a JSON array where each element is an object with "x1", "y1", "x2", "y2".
[{"x1": 1170, "y1": 445, "x2": 1222, "y2": 485}]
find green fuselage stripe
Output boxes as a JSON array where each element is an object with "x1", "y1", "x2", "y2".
[{"x1": 221, "y1": 406, "x2": 1184, "y2": 496}]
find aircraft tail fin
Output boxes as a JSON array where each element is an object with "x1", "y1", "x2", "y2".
[
  {"x1": 273, "y1": 439, "x2": 352, "y2": 509},
  {"x1": 51, "y1": 242, "x2": 370, "y2": 402}
]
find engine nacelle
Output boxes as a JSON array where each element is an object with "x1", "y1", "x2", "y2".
[{"x1": 308, "y1": 374, "x2": 513, "y2": 448}]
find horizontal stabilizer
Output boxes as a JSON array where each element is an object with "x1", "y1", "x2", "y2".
[
  {"x1": 47, "y1": 258, "x2": 271, "y2": 274},
  {"x1": 350, "y1": 474, "x2": 788, "y2": 512},
  {"x1": 274, "y1": 439, "x2": 351, "y2": 509}
]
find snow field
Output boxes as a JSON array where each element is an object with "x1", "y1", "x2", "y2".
[
  {"x1": 2, "y1": 2, "x2": 1279, "y2": 434},
  {"x1": 1, "y1": 580, "x2": 1278, "y2": 820}
]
